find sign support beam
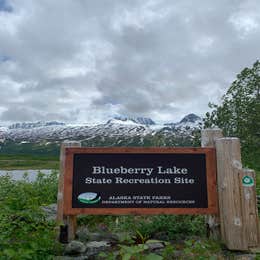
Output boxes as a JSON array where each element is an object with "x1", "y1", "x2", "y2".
[
  {"x1": 57, "y1": 141, "x2": 81, "y2": 243},
  {"x1": 201, "y1": 128, "x2": 223, "y2": 240}
]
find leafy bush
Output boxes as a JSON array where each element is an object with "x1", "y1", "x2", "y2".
[
  {"x1": 79, "y1": 214, "x2": 205, "y2": 242},
  {"x1": 134, "y1": 215, "x2": 205, "y2": 240},
  {"x1": 0, "y1": 171, "x2": 60, "y2": 259}
]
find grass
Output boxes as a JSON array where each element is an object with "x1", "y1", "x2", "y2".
[{"x1": 0, "y1": 154, "x2": 59, "y2": 170}]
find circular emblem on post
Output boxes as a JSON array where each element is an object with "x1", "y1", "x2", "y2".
[{"x1": 242, "y1": 176, "x2": 254, "y2": 187}]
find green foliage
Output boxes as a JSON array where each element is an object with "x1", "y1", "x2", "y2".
[
  {"x1": 0, "y1": 140, "x2": 60, "y2": 157},
  {"x1": 134, "y1": 215, "x2": 205, "y2": 240},
  {"x1": 161, "y1": 244, "x2": 175, "y2": 259},
  {"x1": 0, "y1": 154, "x2": 59, "y2": 170},
  {"x1": 99, "y1": 238, "x2": 222, "y2": 259},
  {"x1": 182, "y1": 238, "x2": 221, "y2": 258},
  {"x1": 160, "y1": 238, "x2": 221, "y2": 259},
  {"x1": 133, "y1": 230, "x2": 150, "y2": 244},
  {"x1": 204, "y1": 60, "x2": 260, "y2": 170},
  {"x1": 81, "y1": 215, "x2": 205, "y2": 242},
  {"x1": 119, "y1": 244, "x2": 148, "y2": 259},
  {"x1": 100, "y1": 244, "x2": 163, "y2": 260},
  {"x1": 0, "y1": 171, "x2": 60, "y2": 259}
]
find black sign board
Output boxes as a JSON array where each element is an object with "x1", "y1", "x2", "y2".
[
  {"x1": 63, "y1": 148, "x2": 217, "y2": 215},
  {"x1": 72, "y1": 152, "x2": 208, "y2": 209}
]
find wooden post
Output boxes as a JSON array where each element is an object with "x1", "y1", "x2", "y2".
[
  {"x1": 215, "y1": 137, "x2": 248, "y2": 250},
  {"x1": 57, "y1": 141, "x2": 81, "y2": 242},
  {"x1": 201, "y1": 128, "x2": 223, "y2": 240},
  {"x1": 203, "y1": 133, "x2": 260, "y2": 251},
  {"x1": 238, "y1": 169, "x2": 260, "y2": 248}
]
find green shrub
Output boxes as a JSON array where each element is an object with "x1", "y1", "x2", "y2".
[
  {"x1": 0, "y1": 171, "x2": 60, "y2": 259},
  {"x1": 134, "y1": 215, "x2": 205, "y2": 240},
  {"x1": 80, "y1": 214, "x2": 206, "y2": 242}
]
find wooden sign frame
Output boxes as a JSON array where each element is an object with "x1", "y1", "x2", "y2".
[{"x1": 62, "y1": 147, "x2": 218, "y2": 215}]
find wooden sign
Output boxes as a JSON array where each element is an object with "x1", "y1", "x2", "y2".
[
  {"x1": 63, "y1": 147, "x2": 217, "y2": 215},
  {"x1": 58, "y1": 133, "x2": 260, "y2": 250}
]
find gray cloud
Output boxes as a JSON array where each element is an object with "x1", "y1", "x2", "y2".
[{"x1": 0, "y1": 0, "x2": 259, "y2": 124}]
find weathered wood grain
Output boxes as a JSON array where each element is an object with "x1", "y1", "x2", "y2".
[
  {"x1": 215, "y1": 137, "x2": 247, "y2": 250},
  {"x1": 239, "y1": 169, "x2": 260, "y2": 248},
  {"x1": 57, "y1": 141, "x2": 81, "y2": 242},
  {"x1": 201, "y1": 128, "x2": 223, "y2": 240}
]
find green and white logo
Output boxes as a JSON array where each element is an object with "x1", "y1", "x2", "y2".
[
  {"x1": 242, "y1": 176, "x2": 254, "y2": 187},
  {"x1": 78, "y1": 192, "x2": 101, "y2": 204}
]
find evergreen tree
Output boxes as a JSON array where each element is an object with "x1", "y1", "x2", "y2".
[{"x1": 204, "y1": 60, "x2": 260, "y2": 169}]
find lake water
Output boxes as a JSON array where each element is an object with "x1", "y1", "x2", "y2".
[{"x1": 0, "y1": 169, "x2": 55, "y2": 182}]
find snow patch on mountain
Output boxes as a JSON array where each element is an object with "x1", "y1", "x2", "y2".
[
  {"x1": 113, "y1": 116, "x2": 155, "y2": 125},
  {"x1": 8, "y1": 121, "x2": 65, "y2": 129},
  {"x1": 0, "y1": 126, "x2": 8, "y2": 132},
  {"x1": 106, "y1": 118, "x2": 139, "y2": 126}
]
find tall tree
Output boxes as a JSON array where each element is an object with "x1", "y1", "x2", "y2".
[{"x1": 204, "y1": 60, "x2": 260, "y2": 169}]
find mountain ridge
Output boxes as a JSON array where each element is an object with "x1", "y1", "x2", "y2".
[
  {"x1": 0, "y1": 114, "x2": 202, "y2": 146},
  {"x1": 4, "y1": 113, "x2": 201, "y2": 129}
]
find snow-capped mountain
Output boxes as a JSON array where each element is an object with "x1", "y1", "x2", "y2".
[
  {"x1": 179, "y1": 113, "x2": 201, "y2": 124},
  {"x1": 167, "y1": 113, "x2": 202, "y2": 131},
  {"x1": 165, "y1": 114, "x2": 201, "y2": 126},
  {"x1": 112, "y1": 116, "x2": 156, "y2": 125},
  {"x1": 0, "y1": 114, "x2": 202, "y2": 145}
]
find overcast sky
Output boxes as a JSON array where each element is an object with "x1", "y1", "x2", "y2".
[{"x1": 0, "y1": 0, "x2": 259, "y2": 124}]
